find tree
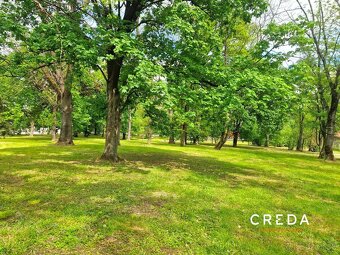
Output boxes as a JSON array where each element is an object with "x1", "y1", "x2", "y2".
[
  {"x1": 1, "y1": 0, "x2": 300, "y2": 162},
  {"x1": 0, "y1": 75, "x2": 47, "y2": 136},
  {"x1": 291, "y1": 0, "x2": 340, "y2": 160},
  {"x1": 0, "y1": 1, "x2": 92, "y2": 145},
  {"x1": 90, "y1": 0, "x2": 268, "y2": 161}
]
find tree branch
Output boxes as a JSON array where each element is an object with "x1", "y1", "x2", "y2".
[{"x1": 96, "y1": 64, "x2": 108, "y2": 82}]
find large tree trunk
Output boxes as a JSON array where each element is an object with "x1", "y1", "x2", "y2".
[
  {"x1": 57, "y1": 83, "x2": 73, "y2": 145},
  {"x1": 101, "y1": 58, "x2": 122, "y2": 162},
  {"x1": 314, "y1": 116, "x2": 322, "y2": 151},
  {"x1": 232, "y1": 121, "x2": 241, "y2": 147},
  {"x1": 233, "y1": 131, "x2": 238, "y2": 147},
  {"x1": 296, "y1": 112, "x2": 305, "y2": 151},
  {"x1": 100, "y1": 0, "x2": 141, "y2": 161},
  {"x1": 315, "y1": 62, "x2": 328, "y2": 157},
  {"x1": 216, "y1": 40, "x2": 230, "y2": 150},
  {"x1": 51, "y1": 104, "x2": 57, "y2": 141},
  {"x1": 29, "y1": 120, "x2": 34, "y2": 137},
  {"x1": 215, "y1": 129, "x2": 229, "y2": 150},
  {"x1": 317, "y1": 128, "x2": 322, "y2": 150},
  {"x1": 319, "y1": 90, "x2": 339, "y2": 160},
  {"x1": 318, "y1": 112, "x2": 327, "y2": 156}
]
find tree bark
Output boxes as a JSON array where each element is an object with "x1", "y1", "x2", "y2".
[
  {"x1": 57, "y1": 82, "x2": 73, "y2": 145},
  {"x1": 101, "y1": 58, "x2": 123, "y2": 162},
  {"x1": 29, "y1": 120, "x2": 35, "y2": 137},
  {"x1": 319, "y1": 89, "x2": 339, "y2": 160},
  {"x1": 100, "y1": 0, "x2": 141, "y2": 161},
  {"x1": 318, "y1": 63, "x2": 339, "y2": 160},
  {"x1": 54, "y1": 64, "x2": 74, "y2": 145},
  {"x1": 305, "y1": 12, "x2": 340, "y2": 160},
  {"x1": 317, "y1": 128, "x2": 322, "y2": 150},
  {"x1": 233, "y1": 131, "x2": 238, "y2": 147},
  {"x1": 232, "y1": 121, "x2": 241, "y2": 147},
  {"x1": 215, "y1": 129, "x2": 229, "y2": 150}
]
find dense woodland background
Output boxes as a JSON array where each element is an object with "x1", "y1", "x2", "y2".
[{"x1": 0, "y1": 0, "x2": 339, "y2": 160}]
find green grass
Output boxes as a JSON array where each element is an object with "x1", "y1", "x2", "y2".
[{"x1": 0, "y1": 136, "x2": 339, "y2": 255}]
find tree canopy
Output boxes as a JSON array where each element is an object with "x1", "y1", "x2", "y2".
[{"x1": 0, "y1": 0, "x2": 339, "y2": 160}]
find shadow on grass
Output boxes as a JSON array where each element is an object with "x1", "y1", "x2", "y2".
[
  {"x1": 0, "y1": 138, "x2": 339, "y2": 254},
  {"x1": 1, "y1": 140, "x2": 335, "y2": 200}
]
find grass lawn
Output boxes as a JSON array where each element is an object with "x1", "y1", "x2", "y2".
[{"x1": 0, "y1": 136, "x2": 339, "y2": 255}]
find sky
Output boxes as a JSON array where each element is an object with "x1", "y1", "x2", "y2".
[{"x1": 260, "y1": 0, "x2": 317, "y2": 66}]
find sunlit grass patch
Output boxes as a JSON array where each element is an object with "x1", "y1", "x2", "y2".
[{"x1": 0, "y1": 136, "x2": 339, "y2": 254}]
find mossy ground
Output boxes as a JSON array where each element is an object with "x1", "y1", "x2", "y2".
[{"x1": 0, "y1": 136, "x2": 339, "y2": 254}]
